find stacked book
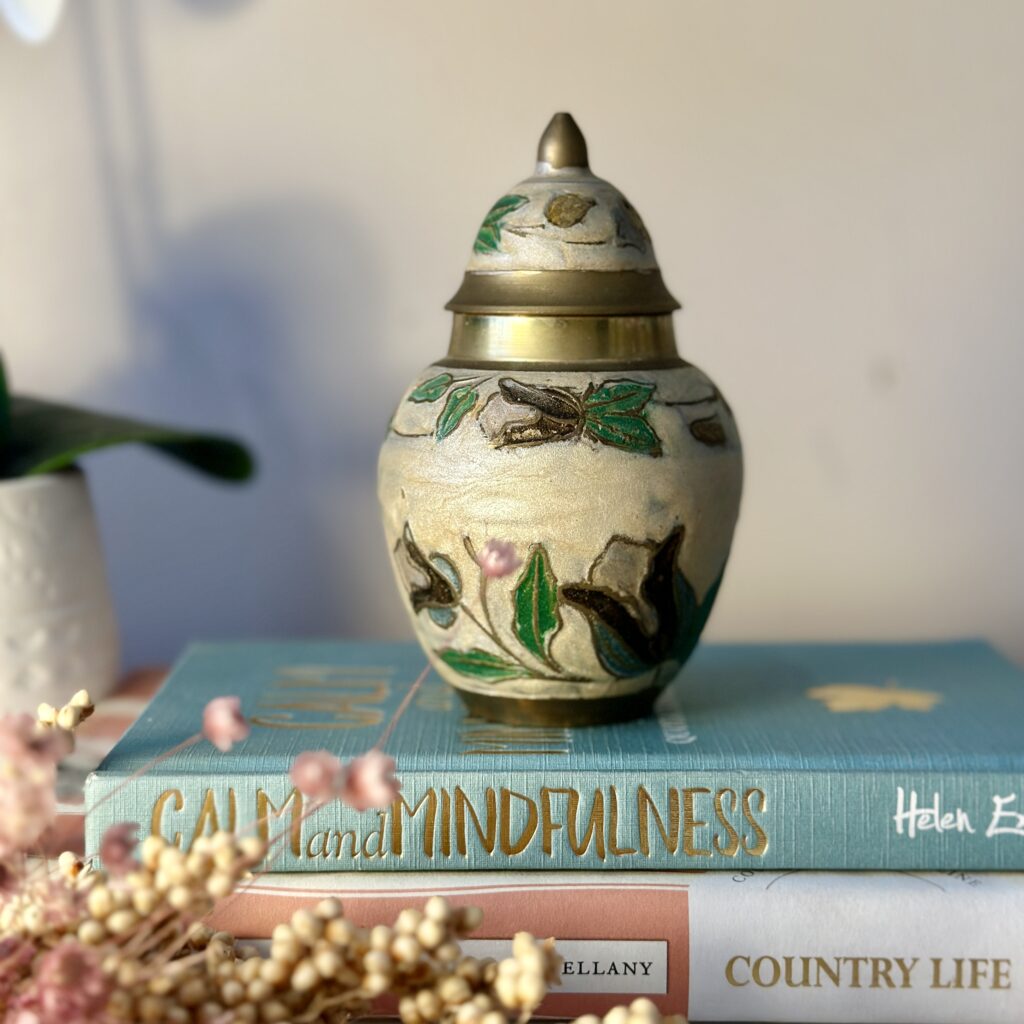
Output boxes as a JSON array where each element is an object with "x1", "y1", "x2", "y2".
[{"x1": 86, "y1": 640, "x2": 1024, "y2": 1022}]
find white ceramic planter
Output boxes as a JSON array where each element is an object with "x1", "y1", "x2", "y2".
[{"x1": 0, "y1": 469, "x2": 119, "y2": 713}]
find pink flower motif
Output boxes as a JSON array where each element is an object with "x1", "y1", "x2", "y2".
[
  {"x1": 477, "y1": 539, "x2": 522, "y2": 578},
  {"x1": 98, "y1": 823, "x2": 138, "y2": 876},
  {"x1": 202, "y1": 696, "x2": 249, "y2": 752},
  {"x1": 338, "y1": 750, "x2": 401, "y2": 811},
  {"x1": 290, "y1": 750, "x2": 345, "y2": 802},
  {"x1": 12, "y1": 940, "x2": 111, "y2": 1024}
]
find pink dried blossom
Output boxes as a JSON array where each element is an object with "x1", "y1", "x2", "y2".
[
  {"x1": 289, "y1": 750, "x2": 401, "y2": 811},
  {"x1": 0, "y1": 714, "x2": 70, "y2": 765},
  {"x1": 477, "y1": 539, "x2": 522, "y2": 578},
  {"x1": 202, "y1": 696, "x2": 249, "y2": 752},
  {"x1": 11, "y1": 940, "x2": 111, "y2": 1024},
  {"x1": 98, "y1": 822, "x2": 138, "y2": 876},
  {"x1": 0, "y1": 936, "x2": 35, "y2": 1006},
  {"x1": 0, "y1": 716, "x2": 57, "y2": 857},
  {"x1": 290, "y1": 750, "x2": 345, "y2": 801},
  {"x1": 338, "y1": 750, "x2": 401, "y2": 811}
]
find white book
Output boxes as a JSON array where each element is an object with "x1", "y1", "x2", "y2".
[{"x1": 208, "y1": 869, "x2": 1024, "y2": 1022}]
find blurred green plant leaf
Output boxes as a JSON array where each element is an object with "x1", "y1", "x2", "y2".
[
  {"x1": 0, "y1": 352, "x2": 10, "y2": 452},
  {"x1": 0, "y1": 395, "x2": 255, "y2": 481}
]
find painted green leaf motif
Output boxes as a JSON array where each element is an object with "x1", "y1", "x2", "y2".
[
  {"x1": 409, "y1": 373, "x2": 453, "y2": 403},
  {"x1": 585, "y1": 378, "x2": 663, "y2": 454},
  {"x1": 583, "y1": 412, "x2": 661, "y2": 455},
  {"x1": 582, "y1": 379, "x2": 662, "y2": 456},
  {"x1": 439, "y1": 648, "x2": 531, "y2": 681},
  {"x1": 435, "y1": 385, "x2": 478, "y2": 440},
  {"x1": 474, "y1": 194, "x2": 529, "y2": 254},
  {"x1": 584, "y1": 380, "x2": 655, "y2": 414},
  {"x1": 513, "y1": 545, "x2": 561, "y2": 666}
]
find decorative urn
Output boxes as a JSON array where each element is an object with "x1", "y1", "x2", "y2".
[{"x1": 378, "y1": 113, "x2": 743, "y2": 725}]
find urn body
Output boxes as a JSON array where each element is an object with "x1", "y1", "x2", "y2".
[{"x1": 377, "y1": 113, "x2": 743, "y2": 723}]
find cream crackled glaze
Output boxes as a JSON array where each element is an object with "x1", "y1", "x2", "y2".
[{"x1": 380, "y1": 362, "x2": 742, "y2": 704}]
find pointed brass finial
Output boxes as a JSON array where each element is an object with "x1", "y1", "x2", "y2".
[{"x1": 536, "y1": 112, "x2": 589, "y2": 170}]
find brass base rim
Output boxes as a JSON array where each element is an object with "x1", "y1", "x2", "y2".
[{"x1": 456, "y1": 687, "x2": 659, "y2": 727}]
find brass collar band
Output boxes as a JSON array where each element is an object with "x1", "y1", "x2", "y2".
[
  {"x1": 441, "y1": 314, "x2": 683, "y2": 369},
  {"x1": 446, "y1": 270, "x2": 681, "y2": 316}
]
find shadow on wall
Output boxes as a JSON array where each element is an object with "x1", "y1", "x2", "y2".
[
  {"x1": 59, "y1": 0, "x2": 417, "y2": 667},
  {"x1": 63, "y1": 1, "x2": 413, "y2": 667},
  {"x1": 83, "y1": 203, "x2": 407, "y2": 667}
]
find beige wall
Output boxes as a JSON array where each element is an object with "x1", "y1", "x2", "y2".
[{"x1": 1, "y1": 0, "x2": 1022, "y2": 667}]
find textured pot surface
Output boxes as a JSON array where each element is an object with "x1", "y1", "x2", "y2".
[
  {"x1": 0, "y1": 470, "x2": 119, "y2": 712},
  {"x1": 377, "y1": 114, "x2": 743, "y2": 723}
]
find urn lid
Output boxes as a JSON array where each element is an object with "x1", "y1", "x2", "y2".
[{"x1": 446, "y1": 113, "x2": 680, "y2": 317}]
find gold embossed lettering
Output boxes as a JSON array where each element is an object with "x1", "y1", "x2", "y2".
[
  {"x1": 815, "y1": 958, "x2": 842, "y2": 987},
  {"x1": 894, "y1": 958, "x2": 918, "y2": 989},
  {"x1": 500, "y1": 789, "x2": 538, "y2": 855},
  {"x1": 460, "y1": 723, "x2": 570, "y2": 757},
  {"x1": 151, "y1": 789, "x2": 185, "y2": 848},
  {"x1": 362, "y1": 813, "x2": 387, "y2": 859},
  {"x1": 391, "y1": 790, "x2": 438, "y2": 858},
  {"x1": 847, "y1": 957, "x2": 868, "y2": 988},
  {"x1": 566, "y1": 788, "x2": 605, "y2": 860},
  {"x1": 725, "y1": 956, "x2": 750, "y2": 987},
  {"x1": 784, "y1": 956, "x2": 812, "y2": 988},
  {"x1": 638, "y1": 786, "x2": 679, "y2": 856},
  {"x1": 682, "y1": 787, "x2": 712, "y2": 856},
  {"x1": 870, "y1": 958, "x2": 895, "y2": 989},
  {"x1": 741, "y1": 788, "x2": 769, "y2": 856},
  {"x1": 250, "y1": 665, "x2": 390, "y2": 730},
  {"x1": 713, "y1": 788, "x2": 740, "y2": 857},
  {"x1": 608, "y1": 786, "x2": 637, "y2": 856},
  {"x1": 540, "y1": 788, "x2": 566, "y2": 856},
  {"x1": 455, "y1": 787, "x2": 496, "y2": 855},
  {"x1": 256, "y1": 788, "x2": 304, "y2": 858},
  {"x1": 440, "y1": 789, "x2": 452, "y2": 857},
  {"x1": 752, "y1": 956, "x2": 780, "y2": 987},
  {"x1": 328, "y1": 830, "x2": 358, "y2": 859},
  {"x1": 191, "y1": 789, "x2": 235, "y2": 847},
  {"x1": 993, "y1": 959, "x2": 1011, "y2": 989},
  {"x1": 969, "y1": 958, "x2": 990, "y2": 989},
  {"x1": 306, "y1": 831, "x2": 328, "y2": 859}
]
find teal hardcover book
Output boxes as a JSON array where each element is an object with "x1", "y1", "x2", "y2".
[{"x1": 85, "y1": 640, "x2": 1024, "y2": 871}]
